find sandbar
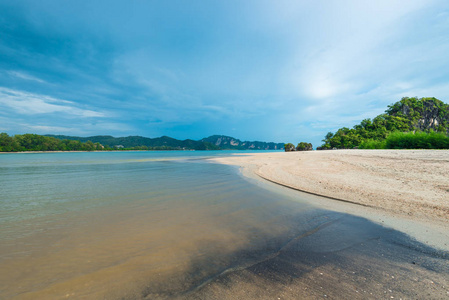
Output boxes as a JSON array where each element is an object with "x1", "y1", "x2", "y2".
[{"x1": 212, "y1": 149, "x2": 449, "y2": 248}]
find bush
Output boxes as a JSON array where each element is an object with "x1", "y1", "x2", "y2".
[
  {"x1": 385, "y1": 131, "x2": 449, "y2": 149},
  {"x1": 359, "y1": 139, "x2": 387, "y2": 149},
  {"x1": 284, "y1": 143, "x2": 295, "y2": 152},
  {"x1": 296, "y1": 142, "x2": 313, "y2": 151}
]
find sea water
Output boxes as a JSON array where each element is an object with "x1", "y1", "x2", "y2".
[
  {"x1": 1, "y1": 151, "x2": 448, "y2": 299},
  {"x1": 0, "y1": 151, "x2": 319, "y2": 299}
]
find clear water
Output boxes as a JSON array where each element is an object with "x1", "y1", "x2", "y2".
[
  {"x1": 1, "y1": 150, "x2": 318, "y2": 299},
  {"x1": 0, "y1": 151, "x2": 254, "y2": 239}
]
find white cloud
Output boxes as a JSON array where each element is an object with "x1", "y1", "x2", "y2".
[
  {"x1": 273, "y1": 0, "x2": 439, "y2": 102},
  {"x1": 0, "y1": 88, "x2": 105, "y2": 118},
  {"x1": 28, "y1": 125, "x2": 72, "y2": 132},
  {"x1": 2, "y1": 120, "x2": 135, "y2": 136},
  {"x1": 7, "y1": 71, "x2": 46, "y2": 83}
]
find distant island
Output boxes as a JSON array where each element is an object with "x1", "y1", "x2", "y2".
[{"x1": 0, "y1": 134, "x2": 284, "y2": 152}]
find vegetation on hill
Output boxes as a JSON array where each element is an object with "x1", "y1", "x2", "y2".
[
  {"x1": 283, "y1": 142, "x2": 313, "y2": 152},
  {"x1": 296, "y1": 142, "x2": 313, "y2": 151},
  {"x1": 0, "y1": 133, "x2": 220, "y2": 152},
  {"x1": 284, "y1": 143, "x2": 295, "y2": 152},
  {"x1": 46, "y1": 135, "x2": 220, "y2": 150},
  {"x1": 200, "y1": 135, "x2": 284, "y2": 150},
  {"x1": 320, "y1": 97, "x2": 449, "y2": 149},
  {"x1": 0, "y1": 133, "x2": 283, "y2": 152},
  {"x1": 0, "y1": 133, "x2": 104, "y2": 152}
]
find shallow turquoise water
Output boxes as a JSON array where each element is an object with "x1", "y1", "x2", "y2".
[
  {"x1": 0, "y1": 151, "x2": 272, "y2": 238},
  {"x1": 2, "y1": 150, "x2": 311, "y2": 298}
]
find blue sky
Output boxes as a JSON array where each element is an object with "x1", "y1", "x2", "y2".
[{"x1": 1, "y1": 0, "x2": 449, "y2": 146}]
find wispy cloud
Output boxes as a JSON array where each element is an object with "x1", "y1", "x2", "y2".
[
  {"x1": 7, "y1": 71, "x2": 46, "y2": 83},
  {"x1": 8, "y1": 122, "x2": 134, "y2": 136},
  {"x1": 0, "y1": 88, "x2": 104, "y2": 118},
  {"x1": 27, "y1": 125, "x2": 72, "y2": 132}
]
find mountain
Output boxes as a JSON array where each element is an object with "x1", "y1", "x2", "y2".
[
  {"x1": 200, "y1": 135, "x2": 284, "y2": 150},
  {"x1": 320, "y1": 97, "x2": 449, "y2": 149},
  {"x1": 385, "y1": 97, "x2": 449, "y2": 133},
  {"x1": 46, "y1": 134, "x2": 284, "y2": 150},
  {"x1": 46, "y1": 135, "x2": 220, "y2": 150}
]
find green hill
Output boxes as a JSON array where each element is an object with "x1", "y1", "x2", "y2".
[
  {"x1": 320, "y1": 97, "x2": 449, "y2": 149},
  {"x1": 46, "y1": 135, "x2": 220, "y2": 150},
  {"x1": 201, "y1": 135, "x2": 284, "y2": 150},
  {"x1": 0, "y1": 133, "x2": 104, "y2": 152},
  {"x1": 46, "y1": 134, "x2": 285, "y2": 151}
]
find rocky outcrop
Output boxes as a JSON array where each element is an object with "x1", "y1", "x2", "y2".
[
  {"x1": 201, "y1": 135, "x2": 284, "y2": 150},
  {"x1": 284, "y1": 143, "x2": 295, "y2": 152},
  {"x1": 296, "y1": 142, "x2": 313, "y2": 151},
  {"x1": 47, "y1": 134, "x2": 284, "y2": 151},
  {"x1": 416, "y1": 100, "x2": 446, "y2": 132},
  {"x1": 398, "y1": 98, "x2": 449, "y2": 134}
]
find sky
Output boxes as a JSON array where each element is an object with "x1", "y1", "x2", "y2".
[{"x1": 1, "y1": 0, "x2": 449, "y2": 146}]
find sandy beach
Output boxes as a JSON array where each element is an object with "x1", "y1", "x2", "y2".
[
  {"x1": 212, "y1": 150, "x2": 449, "y2": 224},
  {"x1": 197, "y1": 149, "x2": 449, "y2": 300}
]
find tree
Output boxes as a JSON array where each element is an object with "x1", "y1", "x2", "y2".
[
  {"x1": 320, "y1": 97, "x2": 449, "y2": 149},
  {"x1": 296, "y1": 142, "x2": 313, "y2": 151},
  {"x1": 0, "y1": 133, "x2": 18, "y2": 152},
  {"x1": 284, "y1": 143, "x2": 295, "y2": 151}
]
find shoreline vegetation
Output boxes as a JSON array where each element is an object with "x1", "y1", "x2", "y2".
[
  {"x1": 319, "y1": 97, "x2": 449, "y2": 150},
  {"x1": 0, "y1": 133, "x2": 284, "y2": 152},
  {"x1": 0, "y1": 133, "x2": 212, "y2": 152},
  {"x1": 282, "y1": 97, "x2": 449, "y2": 151}
]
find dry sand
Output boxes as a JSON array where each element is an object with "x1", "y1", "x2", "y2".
[{"x1": 212, "y1": 150, "x2": 449, "y2": 224}]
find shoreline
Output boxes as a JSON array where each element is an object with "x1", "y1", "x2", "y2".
[
  {"x1": 211, "y1": 149, "x2": 449, "y2": 250},
  {"x1": 0, "y1": 149, "x2": 282, "y2": 154},
  {"x1": 0, "y1": 150, "x2": 193, "y2": 154}
]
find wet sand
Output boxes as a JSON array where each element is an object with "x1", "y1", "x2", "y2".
[
  {"x1": 184, "y1": 212, "x2": 449, "y2": 300},
  {"x1": 199, "y1": 150, "x2": 449, "y2": 299}
]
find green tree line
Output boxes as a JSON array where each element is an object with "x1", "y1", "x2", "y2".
[
  {"x1": 320, "y1": 97, "x2": 449, "y2": 149},
  {"x1": 0, "y1": 133, "x2": 221, "y2": 152},
  {"x1": 0, "y1": 133, "x2": 104, "y2": 152},
  {"x1": 0, "y1": 133, "x2": 205, "y2": 152}
]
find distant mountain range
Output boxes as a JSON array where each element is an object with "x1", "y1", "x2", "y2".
[
  {"x1": 200, "y1": 135, "x2": 284, "y2": 150},
  {"x1": 46, "y1": 135, "x2": 285, "y2": 150}
]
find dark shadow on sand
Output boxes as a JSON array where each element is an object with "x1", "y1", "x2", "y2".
[{"x1": 139, "y1": 210, "x2": 449, "y2": 300}]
